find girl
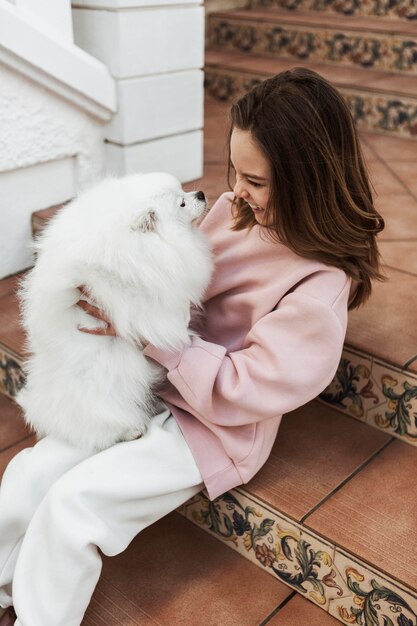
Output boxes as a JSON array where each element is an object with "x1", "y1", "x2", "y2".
[{"x1": 0, "y1": 67, "x2": 386, "y2": 626}]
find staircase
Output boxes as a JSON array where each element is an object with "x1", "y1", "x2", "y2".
[{"x1": 1, "y1": 1, "x2": 417, "y2": 623}]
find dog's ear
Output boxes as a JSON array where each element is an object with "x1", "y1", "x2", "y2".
[{"x1": 130, "y1": 210, "x2": 158, "y2": 233}]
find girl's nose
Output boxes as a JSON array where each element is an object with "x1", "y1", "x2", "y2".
[{"x1": 233, "y1": 180, "x2": 249, "y2": 199}]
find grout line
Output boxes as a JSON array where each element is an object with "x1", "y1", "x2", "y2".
[
  {"x1": 299, "y1": 437, "x2": 395, "y2": 525},
  {"x1": 403, "y1": 354, "x2": 417, "y2": 371},
  {"x1": 381, "y1": 264, "x2": 417, "y2": 278},
  {"x1": 257, "y1": 591, "x2": 297, "y2": 626},
  {"x1": 378, "y1": 166, "x2": 417, "y2": 203}
]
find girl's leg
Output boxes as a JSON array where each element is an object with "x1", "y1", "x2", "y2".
[
  {"x1": 12, "y1": 408, "x2": 204, "y2": 626},
  {"x1": 0, "y1": 436, "x2": 105, "y2": 609}
]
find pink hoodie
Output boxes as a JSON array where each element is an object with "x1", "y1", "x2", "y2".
[{"x1": 143, "y1": 192, "x2": 352, "y2": 501}]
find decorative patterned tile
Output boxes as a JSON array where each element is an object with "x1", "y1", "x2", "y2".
[
  {"x1": 329, "y1": 548, "x2": 417, "y2": 625},
  {"x1": 251, "y1": 0, "x2": 417, "y2": 22},
  {"x1": 205, "y1": 66, "x2": 417, "y2": 139},
  {"x1": 177, "y1": 486, "x2": 417, "y2": 624},
  {"x1": 367, "y1": 359, "x2": 417, "y2": 442},
  {"x1": 319, "y1": 347, "x2": 378, "y2": 424},
  {"x1": 209, "y1": 15, "x2": 417, "y2": 74},
  {"x1": 0, "y1": 343, "x2": 25, "y2": 400},
  {"x1": 319, "y1": 348, "x2": 417, "y2": 445},
  {"x1": 178, "y1": 489, "x2": 343, "y2": 611}
]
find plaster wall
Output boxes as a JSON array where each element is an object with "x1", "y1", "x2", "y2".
[{"x1": 0, "y1": 62, "x2": 107, "y2": 277}]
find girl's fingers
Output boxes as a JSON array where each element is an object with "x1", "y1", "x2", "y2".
[
  {"x1": 76, "y1": 298, "x2": 117, "y2": 335},
  {"x1": 76, "y1": 299, "x2": 109, "y2": 323},
  {"x1": 77, "y1": 324, "x2": 117, "y2": 336}
]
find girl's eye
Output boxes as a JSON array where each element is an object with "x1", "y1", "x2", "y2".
[{"x1": 249, "y1": 181, "x2": 263, "y2": 188}]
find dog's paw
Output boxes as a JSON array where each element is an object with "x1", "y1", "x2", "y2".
[{"x1": 124, "y1": 429, "x2": 145, "y2": 442}]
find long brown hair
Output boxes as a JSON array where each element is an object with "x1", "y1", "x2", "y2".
[{"x1": 226, "y1": 67, "x2": 387, "y2": 310}]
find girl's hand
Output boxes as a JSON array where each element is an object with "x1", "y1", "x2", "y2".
[{"x1": 76, "y1": 285, "x2": 117, "y2": 336}]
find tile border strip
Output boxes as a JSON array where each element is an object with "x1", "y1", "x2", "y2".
[
  {"x1": 209, "y1": 15, "x2": 417, "y2": 75},
  {"x1": 176, "y1": 488, "x2": 417, "y2": 625},
  {"x1": 204, "y1": 67, "x2": 417, "y2": 139},
  {"x1": 0, "y1": 342, "x2": 25, "y2": 401},
  {"x1": 1, "y1": 341, "x2": 417, "y2": 445},
  {"x1": 319, "y1": 345, "x2": 417, "y2": 445}
]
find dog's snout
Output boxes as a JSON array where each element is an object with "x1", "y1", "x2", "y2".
[{"x1": 195, "y1": 191, "x2": 206, "y2": 202}]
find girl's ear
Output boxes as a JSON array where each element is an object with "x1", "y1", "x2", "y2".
[{"x1": 130, "y1": 210, "x2": 158, "y2": 233}]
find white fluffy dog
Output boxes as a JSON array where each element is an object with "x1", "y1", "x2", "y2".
[{"x1": 16, "y1": 172, "x2": 213, "y2": 452}]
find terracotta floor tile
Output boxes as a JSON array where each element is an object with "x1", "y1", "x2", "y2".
[
  {"x1": 358, "y1": 135, "x2": 382, "y2": 163},
  {"x1": 84, "y1": 511, "x2": 292, "y2": 626},
  {"x1": 346, "y1": 266, "x2": 417, "y2": 368},
  {"x1": 366, "y1": 160, "x2": 410, "y2": 196},
  {"x1": 364, "y1": 133, "x2": 417, "y2": 162},
  {"x1": 0, "y1": 393, "x2": 33, "y2": 455},
  {"x1": 267, "y1": 592, "x2": 341, "y2": 625},
  {"x1": 0, "y1": 273, "x2": 24, "y2": 300},
  {"x1": 203, "y1": 97, "x2": 230, "y2": 164},
  {"x1": 375, "y1": 193, "x2": 417, "y2": 241},
  {"x1": 304, "y1": 439, "x2": 417, "y2": 590},
  {"x1": 385, "y1": 160, "x2": 417, "y2": 197},
  {"x1": 244, "y1": 399, "x2": 391, "y2": 522},
  {"x1": 231, "y1": 7, "x2": 417, "y2": 34},
  {"x1": 205, "y1": 48, "x2": 396, "y2": 90},
  {"x1": 365, "y1": 73, "x2": 417, "y2": 97},
  {"x1": 183, "y1": 163, "x2": 230, "y2": 206},
  {"x1": 379, "y1": 240, "x2": 417, "y2": 274}
]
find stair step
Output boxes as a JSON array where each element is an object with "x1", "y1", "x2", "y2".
[
  {"x1": 1, "y1": 388, "x2": 416, "y2": 623},
  {"x1": 208, "y1": 8, "x2": 417, "y2": 77},
  {"x1": 215, "y1": 7, "x2": 417, "y2": 35},
  {"x1": 205, "y1": 48, "x2": 417, "y2": 140},
  {"x1": 2, "y1": 260, "x2": 416, "y2": 443},
  {"x1": 176, "y1": 402, "x2": 417, "y2": 619},
  {"x1": 0, "y1": 397, "x2": 334, "y2": 625},
  {"x1": 250, "y1": 0, "x2": 417, "y2": 22},
  {"x1": 178, "y1": 409, "x2": 417, "y2": 620}
]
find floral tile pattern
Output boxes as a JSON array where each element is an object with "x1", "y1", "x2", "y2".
[
  {"x1": 367, "y1": 360, "x2": 417, "y2": 440},
  {"x1": 251, "y1": 0, "x2": 417, "y2": 21},
  {"x1": 178, "y1": 489, "x2": 341, "y2": 609},
  {"x1": 204, "y1": 68, "x2": 417, "y2": 138},
  {"x1": 319, "y1": 348, "x2": 374, "y2": 424},
  {"x1": 209, "y1": 17, "x2": 417, "y2": 74},
  {"x1": 0, "y1": 343, "x2": 25, "y2": 400},
  {"x1": 176, "y1": 488, "x2": 417, "y2": 625},
  {"x1": 329, "y1": 549, "x2": 417, "y2": 625},
  {"x1": 319, "y1": 347, "x2": 417, "y2": 445}
]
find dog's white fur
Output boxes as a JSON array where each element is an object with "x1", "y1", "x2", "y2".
[{"x1": 16, "y1": 172, "x2": 213, "y2": 451}]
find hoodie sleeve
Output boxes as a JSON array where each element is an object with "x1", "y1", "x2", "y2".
[{"x1": 143, "y1": 290, "x2": 347, "y2": 427}]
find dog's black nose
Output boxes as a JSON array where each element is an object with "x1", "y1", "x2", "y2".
[{"x1": 195, "y1": 191, "x2": 206, "y2": 201}]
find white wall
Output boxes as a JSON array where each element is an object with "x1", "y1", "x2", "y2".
[
  {"x1": 0, "y1": 63, "x2": 105, "y2": 186},
  {"x1": 0, "y1": 62, "x2": 107, "y2": 277}
]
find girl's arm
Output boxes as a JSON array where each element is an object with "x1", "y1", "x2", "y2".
[{"x1": 143, "y1": 288, "x2": 348, "y2": 427}]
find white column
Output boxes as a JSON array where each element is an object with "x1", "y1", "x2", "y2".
[
  {"x1": 15, "y1": 0, "x2": 73, "y2": 43},
  {"x1": 72, "y1": 0, "x2": 205, "y2": 183}
]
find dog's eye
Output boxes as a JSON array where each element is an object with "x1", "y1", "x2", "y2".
[{"x1": 180, "y1": 199, "x2": 186, "y2": 207}]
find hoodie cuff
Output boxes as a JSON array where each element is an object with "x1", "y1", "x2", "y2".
[
  {"x1": 143, "y1": 336, "x2": 227, "y2": 371},
  {"x1": 143, "y1": 343, "x2": 185, "y2": 371}
]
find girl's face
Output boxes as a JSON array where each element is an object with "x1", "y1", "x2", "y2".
[{"x1": 230, "y1": 128, "x2": 271, "y2": 225}]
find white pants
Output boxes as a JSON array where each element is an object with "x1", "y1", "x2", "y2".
[{"x1": 0, "y1": 406, "x2": 204, "y2": 626}]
